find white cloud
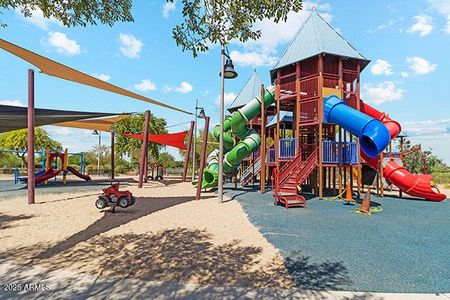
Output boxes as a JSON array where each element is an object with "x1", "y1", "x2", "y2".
[
  {"x1": 15, "y1": 7, "x2": 61, "y2": 30},
  {"x1": 401, "y1": 72, "x2": 410, "y2": 78},
  {"x1": 361, "y1": 81, "x2": 404, "y2": 105},
  {"x1": 93, "y1": 74, "x2": 111, "y2": 82},
  {"x1": 215, "y1": 92, "x2": 237, "y2": 106},
  {"x1": 367, "y1": 19, "x2": 396, "y2": 33},
  {"x1": 228, "y1": 2, "x2": 332, "y2": 67},
  {"x1": 134, "y1": 79, "x2": 156, "y2": 92},
  {"x1": 162, "y1": 1, "x2": 176, "y2": 18},
  {"x1": 47, "y1": 32, "x2": 81, "y2": 56},
  {"x1": 428, "y1": 0, "x2": 450, "y2": 33},
  {"x1": 402, "y1": 119, "x2": 450, "y2": 137},
  {"x1": 45, "y1": 126, "x2": 74, "y2": 137},
  {"x1": 406, "y1": 56, "x2": 437, "y2": 75},
  {"x1": 0, "y1": 100, "x2": 24, "y2": 106},
  {"x1": 164, "y1": 81, "x2": 193, "y2": 94},
  {"x1": 230, "y1": 50, "x2": 278, "y2": 67},
  {"x1": 407, "y1": 15, "x2": 433, "y2": 37},
  {"x1": 446, "y1": 15, "x2": 450, "y2": 33},
  {"x1": 370, "y1": 59, "x2": 394, "y2": 76},
  {"x1": 174, "y1": 81, "x2": 193, "y2": 94},
  {"x1": 119, "y1": 33, "x2": 143, "y2": 58},
  {"x1": 233, "y1": 1, "x2": 332, "y2": 54}
]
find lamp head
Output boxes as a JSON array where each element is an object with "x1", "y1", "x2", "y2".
[
  {"x1": 221, "y1": 59, "x2": 238, "y2": 79},
  {"x1": 198, "y1": 108, "x2": 206, "y2": 119}
]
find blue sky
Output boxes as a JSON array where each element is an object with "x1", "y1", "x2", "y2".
[{"x1": 0, "y1": 0, "x2": 449, "y2": 163}]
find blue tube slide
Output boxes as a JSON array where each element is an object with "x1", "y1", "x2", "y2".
[{"x1": 323, "y1": 95, "x2": 390, "y2": 158}]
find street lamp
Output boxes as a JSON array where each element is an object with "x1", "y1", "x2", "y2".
[
  {"x1": 92, "y1": 130, "x2": 101, "y2": 177},
  {"x1": 192, "y1": 99, "x2": 206, "y2": 181},
  {"x1": 218, "y1": 46, "x2": 238, "y2": 203}
]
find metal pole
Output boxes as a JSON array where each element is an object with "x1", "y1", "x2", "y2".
[
  {"x1": 218, "y1": 46, "x2": 225, "y2": 203},
  {"x1": 196, "y1": 116, "x2": 210, "y2": 200},
  {"x1": 27, "y1": 69, "x2": 35, "y2": 205},
  {"x1": 192, "y1": 99, "x2": 198, "y2": 181},
  {"x1": 138, "y1": 110, "x2": 151, "y2": 188}
]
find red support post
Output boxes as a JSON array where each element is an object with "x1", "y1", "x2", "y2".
[
  {"x1": 111, "y1": 130, "x2": 115, "y2": 180},
  {"x1": 182, "y1": 121, "x2": 195, "y2": 182},
  {"x1": 138, "y1": 110, "x2": 150, "y2": 188},
  {"x1": 28, "y1": 69, "x2": 35, "y2": 205},
  {"x1": 144, "y1": 152, "x2": 149, "y2": 183},
  {"x1": 196, "y1": 116, "x2": 210, "y2": 200}
]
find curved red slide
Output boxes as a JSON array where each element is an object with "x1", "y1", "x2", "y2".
[
  {"x1": 66, "y1": 166, "x2": 91, "y2": 181},
  {"x1": 360, "y1": 101, "x2": 446, "y2": 202},
  {"x1": 35, "y1": 168, "x2": 62, "y2": 184}
]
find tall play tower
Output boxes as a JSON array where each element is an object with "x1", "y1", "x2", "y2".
[{"x1": 266, "y1": 10, "x2": 369, "y2": 202}]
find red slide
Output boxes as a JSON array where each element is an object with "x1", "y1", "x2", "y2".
[
  {"x1": 66, "y1": 166, "x2": 91, "y2": 181},
  {"x1": 360, "y1": 101, "x2": 446, "y2": 202},
  {"x1": 35, "y1": 168, "x2": 62, "y2": 184}
]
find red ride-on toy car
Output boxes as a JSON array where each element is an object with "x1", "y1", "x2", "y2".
[{"x1": 95, "y1": 181, "x2": 136, "y2": 212}]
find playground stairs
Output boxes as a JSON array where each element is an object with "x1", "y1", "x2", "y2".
[
  {"x1": 272, "y1": 148, "x2": 318, "y2": 208},
  {"x1": 241, "y1": 156, "x2": 262, "y2": 187}
]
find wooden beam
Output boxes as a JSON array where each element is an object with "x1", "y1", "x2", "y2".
[
  {"x1": 27, "y1": 69, "x2": 35, "y2": 205},
  {"x1": 138, "y1": 110, "x2": 150, "y2": 188},
  {"x1": 318, "y1": 55, "x2": 324, "y2": 198},
  {"x1": 196, "y1": 116, "x2": 210, "y2": 200},
  {"x1": 356, "y1": 61, "x2": 362, "y2": 196},
  {"x1": 111, "y1": 130, "x2": 115, "y2": 180},
  {"x1": 295, "y1": 62, "x2": 301, "y2": 152},
  {"x1": 260, "y1": 84, "x2": 266, "y2": 193},
  {"x1": 275, "y1": 70, "x2": 281, "y2": 174},
  {"x1": 182, "y1": 121, "x2": 195, "y2": 181}
]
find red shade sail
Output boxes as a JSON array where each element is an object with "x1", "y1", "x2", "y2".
[{"x1": 122, "y1": 131, "x2": 188, "y2": 150}]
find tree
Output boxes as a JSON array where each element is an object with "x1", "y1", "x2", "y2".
[
  {"x1": 171, "y1": 0, "x2": 303, "y2": 56},
  {"x1": 112, "y1": 113, "x2": 168, "y2": 164},
  {"x1": 399, "y1": 139, "x2": 446, "y2": 174},
  {"x1": 0, "y1": 128, "x2": 61, "y2": 165},
  {"x1": 1, "y1": 0, "x2": 133, "y2": 28},
  {"x1": 180, "y1": 128, "x2": 216, "y2": 161},
  {"x1": 157, "y1": 152, "x2": 177, "y2": 169}
]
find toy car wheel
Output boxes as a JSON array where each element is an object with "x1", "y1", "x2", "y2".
[
  {"x1": 156, "y1": 175, "x2": 163, "y2": 180},
  {"x1": 95, "y1": 197, "x2": 107, "y2": 209},
  {"x1": 118, "y1": 196, "x2": 129, "y2": 208}
]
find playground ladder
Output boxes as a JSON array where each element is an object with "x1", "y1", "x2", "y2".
[
  {"x1": 272, "y1": 148, "x2": 318, "y2": 208},
  {"x1": 240, "y1": 156, "x2": 262, "y2": 187}
]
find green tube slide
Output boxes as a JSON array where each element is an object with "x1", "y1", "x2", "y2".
[{"x1": 200, "y1": 86, "x2": 275, "y2": 189}]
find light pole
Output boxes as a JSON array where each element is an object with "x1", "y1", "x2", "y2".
[
  {"x1": 218, "y1": 46, "x2": 238, "y2": 202},
  {"x1": 92, "y1": 130, "x2": 101, "y2": 177},
  {"x1": 192, "y1": 99, "x2": 205, "y2": 181}
]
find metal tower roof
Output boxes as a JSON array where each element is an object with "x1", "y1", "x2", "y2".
[
  {"x1": 228, "y1": 70, "x2": 263, "y2": 111},
  {"x1": 271, "y1": 10, "x2": 369, "y2": 73}
]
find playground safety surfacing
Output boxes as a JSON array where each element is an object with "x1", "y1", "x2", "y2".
[{"x1": 224, "y1": 185, "x2": 449, "y2": 293}]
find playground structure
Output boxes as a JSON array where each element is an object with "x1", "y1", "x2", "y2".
[
  {"x1": 196, "y1": 10, "x2": 446, "y2": 205},
  {"x1": 5, "y1": 149, "x2": 87, "y2": 184},
  {"x1": 34, "y1": 149, "x2": 90, "y2": 184}
]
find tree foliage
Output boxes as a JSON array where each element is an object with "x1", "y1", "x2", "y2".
[
  {"x1": 157, "y1": 152, "x2": 177, "y2": 169},
  {"x1": 399, "y1": 139, "x2": 446, "y2": 174},
  {"x1": 1, "y1": 0, "x2": 133, "y2": 28},
  {"x1": 0, "y1": 128, "x2": 61, "y2": 164},
  {"x1": 112, "y1": 113, "x2": 168, "y2": 164},
  {"x1": 171, "y1": 0, "x2": 303, "y2": 56},
  {"x1": 180, "y1": 129, "x2": 219, "y2": 168}
]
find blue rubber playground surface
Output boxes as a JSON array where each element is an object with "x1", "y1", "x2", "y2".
[{"x1": 224, "y1": 185, "x2": 450, "y2": 293}]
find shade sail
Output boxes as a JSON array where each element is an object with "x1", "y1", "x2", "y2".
[
  {"x1": 0, "y1": 104, "x2": 123, "y2": 133},
  {"x1": 54, "y1": 114, "x2": 130, "y2": 132},
  {"x1": 122, "y1": 131, "x2": 188, "y2": 150},
  {"x1": 0, "y1": 39, "x2": 192, "y2": 116}
]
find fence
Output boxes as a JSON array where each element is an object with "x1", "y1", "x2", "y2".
[{"x1": 322, "y1": 140, "x2": 358, "y2": 164}]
